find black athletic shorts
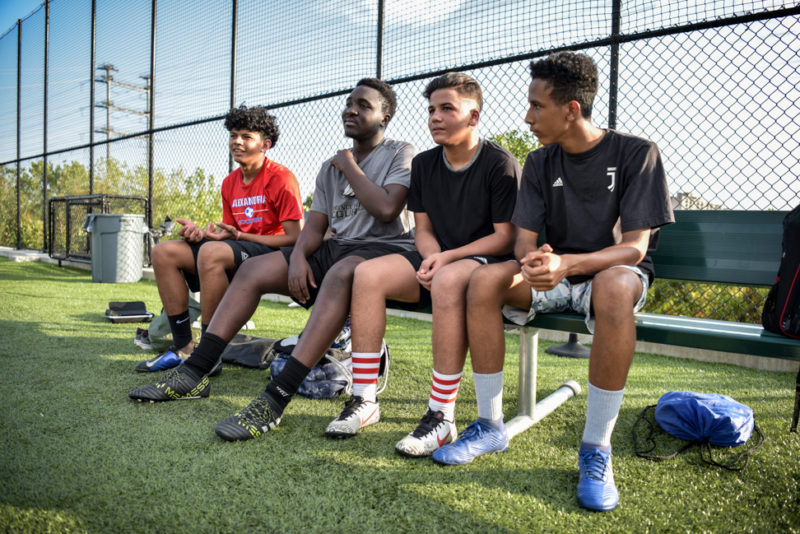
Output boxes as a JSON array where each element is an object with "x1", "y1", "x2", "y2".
[
  {"x1": 183, "y1": 239, "x2": 277, "y2": 293},
  {"x1": 280, "y1": 239, "x2": 410, "y2": 309},
  {"x1": 394, "y1": 250, "x2": 512, "y2": 310}
]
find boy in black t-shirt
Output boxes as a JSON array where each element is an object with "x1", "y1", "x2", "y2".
[
  {"x1": 449, "y1": 53, "x2": 673, "y2": 512},
  {"x1": 323, "y1": 73, "x2": 521, "y2": 455}
]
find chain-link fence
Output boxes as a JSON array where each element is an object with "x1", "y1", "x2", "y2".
[{"x1": 1, "y1": 0, "x2": 799, "y2": 321}]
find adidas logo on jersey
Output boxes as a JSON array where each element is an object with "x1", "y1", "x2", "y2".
[{"x1": 553, "y1": 177, "x2": 564, "y2": 187}]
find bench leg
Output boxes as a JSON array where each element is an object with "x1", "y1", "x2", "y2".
[
  {"x1": 792, "y1": 368, "x2": 799, "y2": 433},
  {"x1": 506, "y1": 326, "x2": 581, "y2": 439}
]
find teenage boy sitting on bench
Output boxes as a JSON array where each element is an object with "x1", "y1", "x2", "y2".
[
  {"x1": 324, "y1": 72, "x2": 521, "y2": 454},
  {"x1": 454, "y1": 52, "x2": 673, "y2": 512}
]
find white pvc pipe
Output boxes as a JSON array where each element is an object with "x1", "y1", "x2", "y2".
[{"x1": 506, "y1": 380, "x2": 581, "y2": 439}]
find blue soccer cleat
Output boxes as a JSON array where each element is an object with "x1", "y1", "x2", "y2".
[
  {"x1": 431, "y1": 419, "x2": 508, "y2": 465},
  {"x1": 576, "y1": 445, "x2": 619, "y2": 511},
  {"x1": 134, "y1": 349, "x2": 187, "y2": 373}
]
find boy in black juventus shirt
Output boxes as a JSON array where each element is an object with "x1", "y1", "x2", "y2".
[{"x1": 454, "y1": 52, "x2": 673, "y2": 511}]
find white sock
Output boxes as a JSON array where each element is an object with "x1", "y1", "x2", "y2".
[
  {"x1": 351, "y1": 352, "x2": 381, "y2": 403},
  {"x1": 582, "y1": 382, "x2": 625, "y2": 448},
  {"x1": 473, "y1": 370, "x2": 504, "y2": 424},
  {"x1": 428, "y1": 369, "x2": 462, "y2": 421}
]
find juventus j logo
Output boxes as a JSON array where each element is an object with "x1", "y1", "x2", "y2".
[{"x1": 606, "y1": 167, "x2": 616, "y2": 192}]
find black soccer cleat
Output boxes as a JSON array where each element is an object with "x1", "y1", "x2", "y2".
[
  {"x1": 215, "y1": 391, "x2": 282, "y2": 442},
  {"x1": 128, "y1": 367, "x2": 210, "y2": 402}
]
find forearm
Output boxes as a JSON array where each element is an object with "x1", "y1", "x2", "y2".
[
  {"x1": 557, "y1": 242, "x2": 647, "y2": 278},
  {"x1": 440, "y1": 229, "x2": 514, "y2": 263},
  {"x1": 236, "y1": 230, "x2": 299, "y2": 249},
  {"x1": 341, "y1": 162, "x2": 403, "y2": 222},
  {"x1": 414, "y1": 230, "x2": 441, "y2": 259},
  {"x1": 289, "y1": 230, "x2": 324, "y2": 263}
]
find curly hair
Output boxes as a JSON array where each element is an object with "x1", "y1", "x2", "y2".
[
  {"x1": 423, "y1": 72, "x2": 483, "y2": 111},
  {"x1": 529, "y1": 52, "x2": 598, "y2": 119},
  {"x1": 224, "y1": 105, "x2": 279, "y2": 147},
  {"x1": 355, "y1": 78, "x2": 397, "y2": 122}
]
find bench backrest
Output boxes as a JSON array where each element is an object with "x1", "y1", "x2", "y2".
[{"x1": 651, "y1": 210, "x2": 786, "y2": 286}]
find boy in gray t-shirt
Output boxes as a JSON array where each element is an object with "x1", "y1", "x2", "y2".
[{"x1": 130, "y1": 78, "x2": 416, "y2": 443}]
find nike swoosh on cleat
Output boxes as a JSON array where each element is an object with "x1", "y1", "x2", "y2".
[
  {"x1": 145, "y1": 358, "x2": 157, "y2": 368},
  {"x1": 360, "y1": 407, "x2": 379, "y2": 428},
  {"x1": 437, "y1": 431, "x2": 450, "y2": 446}
]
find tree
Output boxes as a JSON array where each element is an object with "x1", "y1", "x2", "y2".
[{"x1": 488, "y1": 129, "x2": 540, "y2": 167}]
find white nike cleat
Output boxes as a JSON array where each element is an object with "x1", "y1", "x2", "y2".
[
  {"x1": 395, "y1": 408, "x2": 457, "y2": 457},
  {"x1": 325, "y1": 395, "x2": 380, "y2": 439}
]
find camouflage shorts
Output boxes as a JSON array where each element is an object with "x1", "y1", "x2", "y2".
[{"x1": 502, "y1": 265, "x2": 649, "y2": 334}]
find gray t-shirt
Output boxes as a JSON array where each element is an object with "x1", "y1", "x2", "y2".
[{"x1": 310, "y1": 138, "x2": 415, "y2": 248}]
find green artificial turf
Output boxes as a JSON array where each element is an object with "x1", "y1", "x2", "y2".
[{"x1": 0, "y1": 258, "x2": 798, "y2": 533}]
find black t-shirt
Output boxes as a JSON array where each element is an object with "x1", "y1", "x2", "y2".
[
  {"x1": 512, "y1": 130, "x2": 674, "y2": 284},
  {"x1": 408, "y1": 139, "x2": 520, "y2": 252}
]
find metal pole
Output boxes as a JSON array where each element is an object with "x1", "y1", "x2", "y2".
[
  {"x1": 89, "y1": 0, "x2": 96, "y2": 194},
  {"x1": 229, "y1": 0, "x2": 237, "y2": 174},
  {"x1": 376, "y1": 0, "x2": 383, "y2": 79},
  {"x1": 43, "y1": 0, "x2": 49, "y2": 251},
  {"x1": 608, "y1": 0, "x2": 620, "y2": 130},
  {"x1": 147, "y1": 0, "x2": 156, "y2": 230},
  {"x1": 16, "y1": 19, "x2": 21, "y2": 249}
]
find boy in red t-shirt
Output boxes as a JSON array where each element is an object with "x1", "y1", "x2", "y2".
[{"x1": 135, "y1": 105, "x2": 303, "y2": 373}]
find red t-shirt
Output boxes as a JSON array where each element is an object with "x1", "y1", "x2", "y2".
[{"x1": 220, "y1": 158, "x2": 303, "y2": 236}]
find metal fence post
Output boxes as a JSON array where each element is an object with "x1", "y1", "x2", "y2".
[
  {"x1": 16, "y1": 19, "x2": 21, "y2": 250},
  {"x1": 42, "y1": 0, "x2": 49, "y2": 251},
  {"x1": 376, "y1": 0, "x2": 383, "y2": 79},
  {"x1": 147, "y1": 0, "x2": 157, "y2": 230},
  {"x1": 89, "y1": 0, "x2": 96, "y2": 195},
  {"x1": 608, "y1": 0, "x2": 620, "y2": 130},
  {"x1": 228, "y1": 0, "x2": 237, "y2": 174}
]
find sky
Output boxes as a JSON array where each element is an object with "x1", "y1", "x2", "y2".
[
  {"x1": 0, "y1": 0, "x2": 42, "y2": 38},
  {"x1": 0, "y1": 0, "x2": 797, "y2": 212}
]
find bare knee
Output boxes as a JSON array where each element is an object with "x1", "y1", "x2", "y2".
[
  {"x1": 196, "y1": 242, "x2": 234, "y2": 275},
  {"x1": 353, "y1": 261, "x2": 385, "y2": 295},
  {"x1": 152, "y1": 240, "x2": 190, "y2": 270},
  {"x1": 591, "y1": 268, "x2": 642, "y2": 318},
  {"x1": 321, "y1": 256, "x2": 363, "y2": 294},
  {"x1": 430, "y1": 264, "x2": 470, "y2": 306}
]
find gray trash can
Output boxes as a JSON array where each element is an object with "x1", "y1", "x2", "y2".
[{"x1": 83, "y1": 213, "x2": 148, "y2": 283}]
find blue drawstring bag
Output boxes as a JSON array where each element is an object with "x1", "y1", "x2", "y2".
[
  {"x1": 655, "y1": 391, "x2": 754, "y2": 446},
  {"x1": 634, "y1": 391, "x2": 763, "y2": 470}
]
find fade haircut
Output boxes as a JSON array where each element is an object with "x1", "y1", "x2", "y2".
[
  {"x1": 356, "y1": 78, "x2": 397, "y2": 122},
  {"x1": 529, "y1": 52, "x2": 598, "y2": 119},
  {"x1": 423, "y1": 72, "x2": 483, "y2": 111},
  {"x1": 224, "y1": 105, "x2": 280, "y2": 147}
]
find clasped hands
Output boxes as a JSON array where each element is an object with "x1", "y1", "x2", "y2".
[{"x1": 176, "y1": 218, "x2": 237, "y2": 243}]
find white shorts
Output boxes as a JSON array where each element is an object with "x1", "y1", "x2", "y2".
[{"x1": 502, "y1": 265, "x2": 649, "y2": 334}]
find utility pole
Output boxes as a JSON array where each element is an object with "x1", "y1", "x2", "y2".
[{"x1": 94, "y1": 63, "x2": 151, "y2": 164}]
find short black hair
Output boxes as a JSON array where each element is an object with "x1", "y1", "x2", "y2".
[
  {"x1": 224, "y1": 105, "x2": 279, "y2": 147},
  {"x1": 355, "y1": 78, "x2": 397, "y2": 122},
  {"x1": 423, "y1": 72, "x2": 483, "y2": 111},
  {"x1": 529, "y1": 52, "x2": 598, "y2": 119}
]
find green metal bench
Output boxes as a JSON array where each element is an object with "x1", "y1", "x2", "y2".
[
  {"x1": 388, "y1": 210, "x2": 800, "y2": 438},
  {"x1": 505, "y1": 209, "x2": 800, "y2": 438}
]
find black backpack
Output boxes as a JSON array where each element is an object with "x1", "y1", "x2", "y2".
[{"x1": 762, "y1": 205, "x2": 800, "y2": 338}]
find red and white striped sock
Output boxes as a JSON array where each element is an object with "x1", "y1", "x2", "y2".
[
  {"x1": 351, "y1": 352, "x2": 381, "y2": 403},
  {"x1": 427, "y1": 369, "x2": 462, "y2": 421}
]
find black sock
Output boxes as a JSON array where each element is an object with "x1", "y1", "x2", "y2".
[
  {"x1": 167, "y1": 310, "x2": 193, "y2": 349},
  {"x1": 265, "y1": 356, "x2": 310, "y2": 413},
  {"x1": 201, "y1": 323, "x2": 208, "y2": 337},
  {"x1": 183, "y1": 333, "x2": 228, "y2": 377}
]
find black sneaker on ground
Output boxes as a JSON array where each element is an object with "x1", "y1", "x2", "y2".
[
  {"x1": 215, "y1": 391, "x2": 282, "y2": 442},
  {"x1": 128, "y1": 367, "x2": 210, "y2": 402}
]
